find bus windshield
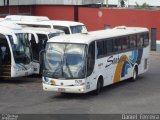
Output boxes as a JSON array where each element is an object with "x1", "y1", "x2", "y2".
[
  {"x1": 53, "y1": 26, "x2": 70, "y2": 34},
  {"x1": 70, "y1": 25, "x2": 87, "y2": 34},
  {"x1": 8, "y1": 33, "x2": 32, "y2": 65},
  {"x1": 44, "y1": 43, "x2": 86, "y2": 79},
  {"x1": 48, "y1": 32, "x2": 64, "y2": 39}
]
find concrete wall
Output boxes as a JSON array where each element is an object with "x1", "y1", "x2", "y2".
[
  {"x1": 1, "y1": 4, "x2": 160, "y2": 41},
  {"x1": 0, "y1": 5, "x2": 32, "y2": 16},
  {"x1": 78, "y1": 7, "x2": 160, "y2": 40},
  {"x1": 32, "y1": 5, "x2": 75, "y2": 21}
]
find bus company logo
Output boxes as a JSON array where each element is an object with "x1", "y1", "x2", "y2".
[
  {"x1": 105, "y1": 55, "x2": 120, "y2": 68},
  {"x1": 106, "y1": 55, "x2": 127, "y2": 68}
]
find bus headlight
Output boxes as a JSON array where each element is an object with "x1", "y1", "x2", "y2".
[{"x1": 79, "y1": 88, "x2": 84, "y2": 92}]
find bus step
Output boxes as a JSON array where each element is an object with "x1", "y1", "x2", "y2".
[
  {"x1": 0, "y1": 65, "x2": 11, "y2": 77},
  {"x1": 2, "y1": 71, "x2": 11, "y2": 75},
  {"x1": 0, "y1": 76, "x2": 11, "y2": 78}
]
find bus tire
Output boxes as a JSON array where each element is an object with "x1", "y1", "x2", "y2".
[
  {"x1": 94, "y1": 78, "x2": 103, "y2": 95},
  {"x1": 131, "y1": 67, "x2": 138, "y2": 82}
]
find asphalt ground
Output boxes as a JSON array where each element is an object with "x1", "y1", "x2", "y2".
[{"x1": 0, "y1": 52, "x2": 160, "y2": 114}]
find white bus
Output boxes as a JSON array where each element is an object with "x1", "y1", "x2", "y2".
[
  {"x1": 4, "y1": 15, "x2": 49, "y2": 21},
  {"x1": 42, "y1": 26, "x2": 150, "y2": 94},
  {"x1": 5, "y1": 15, "x2": 88, "y2": 34},
  {"x1": 0, "y1": 21, "x2": 33, "y2": 78},
  {"x1": 0, "y1": 18, "x2": 4, "y2": 21},
  {"x1": 23, "y1": 27, "x2": 64, "y2": 74}
]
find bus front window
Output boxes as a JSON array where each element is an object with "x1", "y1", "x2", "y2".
[
  {"x1": 44, "y1": 43, "x2": 86, "y2": 79},
  {"x1": 8, "y1": 33, "x2": 32, "y2": 65},
  {"x1": 53, "y1": 26, "x2": 70, "y2": 34},
  {"x1": 48, "y1": 32, "x2": 64, "y2": 39},
  {"x1": 70, "y1": 25, "x2": 87, "y2": 34}
]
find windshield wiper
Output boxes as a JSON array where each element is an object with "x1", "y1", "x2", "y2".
[
  {"x1": 51, "y1": 62, "x2": 63, "y2": 78},
  {"x1": 65, "y1": 60, "x2": 73, "y2": 78}
]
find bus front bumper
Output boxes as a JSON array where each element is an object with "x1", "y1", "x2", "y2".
[
  {"x1": 42, "y1": 83, "x2": 86, "y2": 93},
  {"x1": 11, "y1": 67, "x2": 34, "y2": 77}
]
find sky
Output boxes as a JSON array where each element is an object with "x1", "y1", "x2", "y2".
[{"x1": 103, "y1": 0, "x2": 160, "y2": 6}]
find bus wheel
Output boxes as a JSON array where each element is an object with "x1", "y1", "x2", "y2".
[
  {"x1": 131, "y1": 67, "x2": 138, "y2": 82},
  {"x1": 94, "y1": 79, "x2": 103, "y2": 95}
]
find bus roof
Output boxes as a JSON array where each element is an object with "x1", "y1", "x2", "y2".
[
  {"x1": 0, "y1": 21, "x2": 23, "y2": 35},
  {"x1": 5, "y1": 15, "x2": 49, "y2": 22},
  {"x1": 22, "y1": 27, "x2": 64, "y2": 34},
  {"x1": 4, "y1": 16, "x2": 85, "y2": 27},
  {"x1": 0, "y1": 18, "x2": 4, "y2": 21},
  {"x1": 47, "y1": 26, "x2": 149, "y2": 44},
  {"x1": 50, "y1": 20, "x2": 84, "y2": 26}
]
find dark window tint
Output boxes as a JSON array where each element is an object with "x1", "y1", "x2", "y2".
[
  {"x1": 37, "y1": 34, "x2": 48, "y2": 49},
  {"x1": 19, "y1": 24, "x2": 51, "y2": 28},
  {"x1": 97, "y1": 40, "x2": 104, "y2": 58},
  {"x1": 53, "y1": 25, "x2": 70, "y2": 34},
  {"x1": 144, "y1": 32, "x2": 149, "y2": 47},
  {"x1": 0, "y1": 34, "x2": 11, "y2": 64},
  {"x1": 87, "y1": 42, "x2": 95, "y2": 77},
  {"x1": 137, "y1": 34, "x2": 144, "y2": 47},
  {"x1": 30, "y1": 34, "x2": 39, "y2": 61},
  {"x1": 113, "y1": 38, "x2": 122, "y2": 52},
  {"x1": 129, "y1": 35, "x2": 137, "y2": 48},
  {"x1": 122, "y1": 37, "x2": 129, "y2": 50},
  {"x1": 104, "y1": 39, "x2": 113, "y2": 55}
]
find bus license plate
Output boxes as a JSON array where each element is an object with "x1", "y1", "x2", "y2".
[{"x1": 58, "y1": 88, "x2": 65, "y2": 92}]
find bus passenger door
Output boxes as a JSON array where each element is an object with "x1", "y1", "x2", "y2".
[
  {"x1": 86, "y1": 42, "x2": 97, "y2": 92},
  {"x1": 37, "y1": 34, "x2": 48, "y2": 74},
  {"x1": 29, "y1": 33, "x2": 40, "y2": 74},
  {"x1": 0, "y1": 34, "x2": 11, "y2": 78}
]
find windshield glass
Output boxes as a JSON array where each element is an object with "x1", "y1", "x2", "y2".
[
  {"x1": 48, "y1": 32, "x2": 64, "y2": 39},
  {"x1": 70, "y1": 25, "x2": 87, "y2": 34},
  {"x1": 8, "y1": 33, "x2": 32, "y2": 65},
  {"x1": 53, "y1": 26, "x2": 70, "y2": 34},
  {"x1": 44, "y1": 43, "x2": 86, "y2": 79}
]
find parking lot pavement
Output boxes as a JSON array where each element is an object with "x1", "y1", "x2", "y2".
[{"x1": 0, "y1": 53, "x2": 160, "y2": 114}]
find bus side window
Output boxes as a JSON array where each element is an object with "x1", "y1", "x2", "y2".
[
  {"x1": 144, "y1": 32, "x2": 149, "y2": 47},
  {"x1": 129, "y1": 35, "x2": 137, "y2": 48},
  {"x1": 122, "y1": 37, "x2": 129, "y2": 50},
  {"x1": 113, "y1": 38, "x2": 122, "y2": 52},
  {"x1": 106, "y1": 39, "x2": 113, "y2": 55},
  {"x1": 104, "y1": 40, "x2": 107, "y2": 55},
  {"x1": 137, "y1": 34, "x2": 144, "y2": 48},
  {"x1": 97, "y1": 40, "x2": 104, "y2": 58},
  {"x1": 87, "y1": 42, "x2": 95, "y2": 77}
]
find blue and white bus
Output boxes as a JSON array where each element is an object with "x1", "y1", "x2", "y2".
[{"x1": 42, "y1": 26, "x2": 150, "y2": 94}]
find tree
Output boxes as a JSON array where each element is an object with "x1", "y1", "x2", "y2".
[
  {"x1": 120, "y1": 0, "x2": 125, "y2": 7},
  {"x1": 135, "y1": 2, "x2": 149, "y2": 9}
]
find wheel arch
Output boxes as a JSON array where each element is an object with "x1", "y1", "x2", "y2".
[
  {"x1": 97, "y1": 75, "x2": 104, "y2": 87},
  {"x1": 133, "y1": 63, "x2": 139, "y2": 75}
]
